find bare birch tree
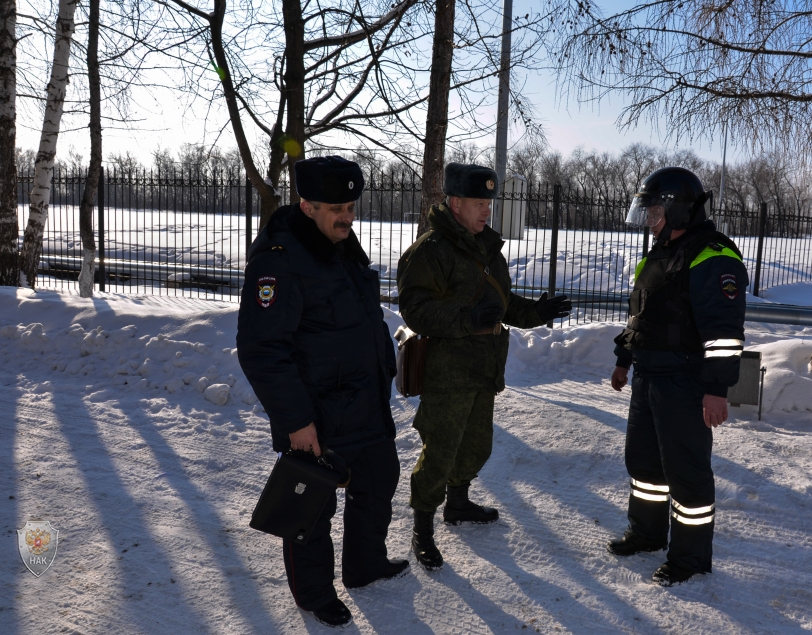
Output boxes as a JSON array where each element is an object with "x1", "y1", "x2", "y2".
[
  {"x1": 0, "y1": 0, "x2": 16, "y2": 286},
  {"x1": 18, "y1": 0, "x2": 78, "y2": 289}
]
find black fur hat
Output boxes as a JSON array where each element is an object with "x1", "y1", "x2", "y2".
[
  {"x1": 443, "y1": 162, "x2": 499, "y2": 199},
  {"x1": 294, "y1": 156, "x2": 364, "y2": 204}
]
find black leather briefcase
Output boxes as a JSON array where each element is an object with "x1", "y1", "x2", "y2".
[{"x1": 249, "y1": 449, "x2": 348, "y2": 545}]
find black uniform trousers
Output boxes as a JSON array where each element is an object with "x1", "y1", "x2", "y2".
[
  {"x1": 625, "y1": 371, "x2": 715, "y2": 573},
  {"x1": 282, "y1": 438, "x2": 400, "y2": 610}
]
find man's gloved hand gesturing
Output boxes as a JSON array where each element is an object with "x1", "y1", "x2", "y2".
[
  {"x1": 535, "y1": 292, "x2": 572, "y2": 322},
  {"x1": 470, "y1": 299, "x2": 503, "y2": 331}
]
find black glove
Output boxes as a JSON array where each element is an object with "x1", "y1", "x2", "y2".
[
  {"x1": 535, "y1": 292, "x2": 572, "y2": 322},
  {"x1": 470, "y1": 299, "x2": 503, "y2": 331}
]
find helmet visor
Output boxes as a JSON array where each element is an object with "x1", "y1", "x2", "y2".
[{"x1": 625, "y1": 196, "x2": 666, "y2": 228}]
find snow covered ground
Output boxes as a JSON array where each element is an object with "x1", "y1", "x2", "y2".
[{"x1": 1, "y1": 287, "x2": 811, "y2": 634}]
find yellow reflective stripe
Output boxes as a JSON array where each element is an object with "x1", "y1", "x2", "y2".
[
  {"x1": 671, "y1": 510, "x2": 714, "y2": 525},
  {"x1": 671, "y1": 500, "x2": 715, "y2": 515},
  {"x1": 690, "y1": 246, "x2": 742, "y2": 269},
  {"x1": 704, "y1": 339, "x2": 744, "y2": 349},
  {"x1": 632, "y1": 490, "x2": 669, "y2": 502},
  {"x1": 704, "y1": 349, "x2": 742, "y2": 358},
  {"x1": 632, "y1": 479, "x2": 670, "y2": 493},
  {"x1": 634, "y1": 258, "x2": 647, "y2": 280}
]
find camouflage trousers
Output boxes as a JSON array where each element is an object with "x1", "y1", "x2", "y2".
[{"x1": 409, "y1": 391, "x2": 495, "y2": 512}]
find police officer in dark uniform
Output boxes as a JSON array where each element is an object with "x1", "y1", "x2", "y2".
[
  {"x1": 608, "y1": 167, "x2": 748, "y2": 586},
  {"x1": 237, "y1": 156, "x2": 407, "y2": 627}
]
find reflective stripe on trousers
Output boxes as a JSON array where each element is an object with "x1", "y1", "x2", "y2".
[
  {"x1": 630, "y1": 479, "x2": 669, "y2": 502},
  {"x1": 671, "y1": 499, "x2": 715, "y2": 525}
]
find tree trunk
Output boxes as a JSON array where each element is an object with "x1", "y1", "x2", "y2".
[
  {"x1": 0, "y1": 0, "x2": 17, "y2": 285},
  {"x1": 18, "y1": 0, "x2": 78, "y2": 289},
  {"x1": 281, "y1": 0, "x2": 306, "y2": 203},
  {"x1": 208, "y1": 0, "x2": 277, "y2": 220},
  {"x1": 417, "y1": 0, "x2": 456, "y2": 237},
  {"x1": 78, "y1": 0, "x2": 100, "y2": 298},
  {"x1": 261, "y1": 102, "x2": 286, "y2": 229}
]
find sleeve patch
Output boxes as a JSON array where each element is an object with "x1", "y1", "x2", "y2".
[
  {"x1": 720, "y1": 274, "x2": 738, "y2": 300},
  {"x1": 257, "y1": 276, "x2": 278, "y2": 308}
]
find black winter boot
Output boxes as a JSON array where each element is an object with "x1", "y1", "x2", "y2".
[
  {"x1": 443, "y1": 484, "x2": 499, "y2": 525},
  {"x1": 652, "y1": 560, "x2": 702, "y2": 587},
  {"x1": 343, "y1": 558, "x2": 410, "y2": 589},
  {"x1": 607, "y1": 529, "x2": 667, "y2": 556},
  {"x1": 411, "y1": 509, "x2": 443, "y2": 570},
  {"x1": 312, "y1": 598, "x2": 353, "y2": 627}
]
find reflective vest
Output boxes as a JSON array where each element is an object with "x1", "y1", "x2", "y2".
[{"x1": 617, "y1": 230, "x2": 744, "y2": 352}]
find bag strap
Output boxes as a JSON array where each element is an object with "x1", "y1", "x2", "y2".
[{"x1": 469, "y1": 258, "x2": 509, "y2": 309}]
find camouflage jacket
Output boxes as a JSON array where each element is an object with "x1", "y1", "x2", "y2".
[{"x1": 397, "y1": 203, "x2": 544, "y2": 393}]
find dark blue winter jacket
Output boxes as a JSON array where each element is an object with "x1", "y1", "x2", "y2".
[
  {"x1": 614, "y1": 220, "x2": 749, "y2": 398},
  {"x1": 237, "y1": 204, "x2": 396, "y2": 454}
]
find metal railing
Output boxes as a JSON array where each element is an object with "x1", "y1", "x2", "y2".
[{"x1": 15, "y1": 169, "x2": 812, "y2": 323}]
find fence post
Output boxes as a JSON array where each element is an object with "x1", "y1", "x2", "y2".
[
  {"x1": 642, "y1": 226, "x2": 650, "y2": 257},
  {"x1": 752, "y1": 201, "x2": 767, "y2": 296},
  {"x1": 547, "y1": 183, "x2": 561, "y2": 327},
  {"x1": 98, "y1": 166, "x2": 105, "y2": 292},
  {"x1": 245, "y1": 176, "x2": 253, "y2": 256}
]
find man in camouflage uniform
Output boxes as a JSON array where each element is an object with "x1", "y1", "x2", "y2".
[{"x1": 397, "y1": 163, "x2": 572, "y2": 570}]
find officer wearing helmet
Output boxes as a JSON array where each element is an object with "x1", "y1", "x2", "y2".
[{"x1": 607, "y1": 167, "x2": 748, "y2": 586}]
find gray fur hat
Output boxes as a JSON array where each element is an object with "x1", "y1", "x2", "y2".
[{"x1": 443, "y1": 163, "x2": 499, "y2": 199}]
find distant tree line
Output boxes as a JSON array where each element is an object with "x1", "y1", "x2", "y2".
[
  {"x1": 351, "y1": 140, "x2": 812, "y2": 218},
  {"x1": 506, "y1": 142, "x2": 812, "y2": 218},
  {"x1": 17, "y1": 140, "x2": 812, "y2": 224}
]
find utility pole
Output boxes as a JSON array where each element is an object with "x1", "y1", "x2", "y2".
[
  {"x1": 719, "y1": 121, "x2": 728, "y2": 212},
  {"x1": 491, "y1": 0, "x2": 512, "y2": 234}
]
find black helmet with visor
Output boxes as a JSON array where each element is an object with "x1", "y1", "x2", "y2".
[{"x1": 626, "y1": 167, "x2": 709, "y2": 234}]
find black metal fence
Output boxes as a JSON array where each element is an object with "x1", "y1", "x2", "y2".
[{"x1": 16, "y1": 169, "x2": 812, "y2": 323}]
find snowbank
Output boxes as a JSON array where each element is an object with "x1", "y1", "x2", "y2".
[
  {"x1": 0, "y1": 287, "x2": 259, "y2": 411},
  {"x1": 759, "y1": 281, "x2": 812, "y2": 306},
  {"x1": 751, "y1": 339, "x2": 812, "y2": 415},
  {"x1": 2, "y1": 289, "x2": 809, "y2": 420},
  {"x1": 507, "y1": 322, "x2": 620, "y2": 374}
]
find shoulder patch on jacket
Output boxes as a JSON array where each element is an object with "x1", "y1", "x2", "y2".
[
  {"x1": 690, "y1": 245, "x2": 742, "y2": 269},
  {"x1": 720, "y1": 273, "x2": 738, "y2": 300},
  {"x1": 257, "y1": 276, "x2": 278, "y2": 308}
]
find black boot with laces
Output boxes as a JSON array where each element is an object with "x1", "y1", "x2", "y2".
[{"x1": 443, "y1": 484, "x2": 499, "y2": 525}]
